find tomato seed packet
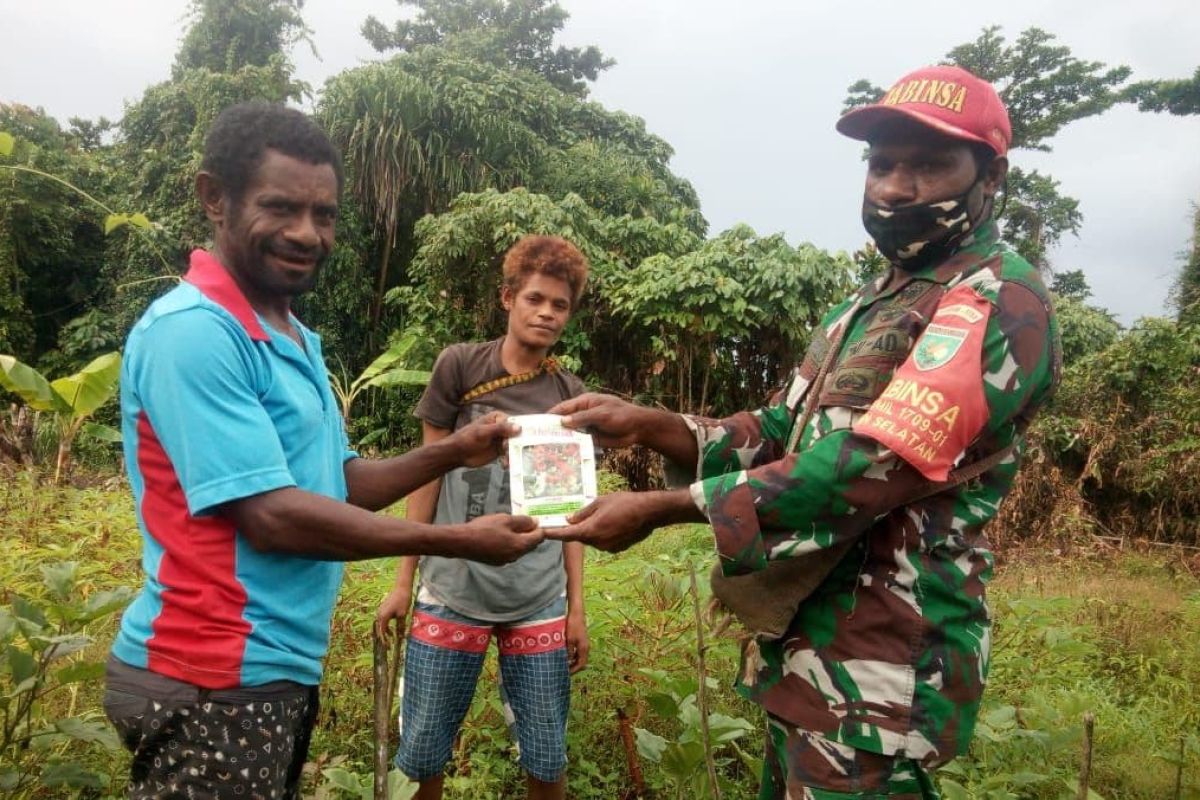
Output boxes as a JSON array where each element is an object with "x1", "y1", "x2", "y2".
[{"x1": 507, "y1": 414, "x2": 597, "y2": 527}]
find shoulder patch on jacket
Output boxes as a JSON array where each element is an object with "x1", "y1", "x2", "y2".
[{"x1": 852, "y1": 284, "x2": 991, "y2": 481}]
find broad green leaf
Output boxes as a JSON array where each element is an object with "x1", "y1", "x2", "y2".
[
  {"x1": 12, "y1": 595, "x2": 47, "y2": 626},
  {"x1": 0, "y1": 131, "x2": 14, "y2": 157},
  {"x1": 56, "y1": 717, "x2": 120, "y2": 749},
  {"x1": 82, "y1": 422, "x2": 123, "y2": 443},
  {"x1": 707, "y1": 712, "x2": 754, "y2": 744},
  {"x1": 40, "y1": 761, "x2": 105, "y2": 789},
  {"x1": 0, "y1": 609, "x2": 14, "y2": 642},
  {"x1": 634, "y1": 727, "x2": 667, "y2": 762},
  {"x1": 40, "y1": 561, "x2": 77, "y2": 600},
  {"x1": 322, "y1": 766, "x2": 365, "y2": 794},
  {"x1": 56, "y1": 660, "x2": 106, "y2": 685},
  {"x1": 387, "y1": 770, "x2": 419, "y2": 800},
  {"x1": 660, "y1": 740, "x2": 706, "y2": 779},
  {"x1": 0, "y1": 355, "x2": 66, "y2": 413},
  {"x1": 104, "y1": 213, "x2": 129, "y2": 234},
  {"x1": 6, "y1": 645, "x2": 37, "y2": 686},
  {"x1": 938, "y1": 778, "x2": 970, "y2": 800},
  {"x1": 363, "y1": 368, "x2": 432, "y2": 389},
  {"x1": 356, "y1": 333, "x2": 423, "y2": 384},
  {"x1": 78, "y1": 587, "x2": 134, "y2": 623},
  {"x1": 49, "y1": 351, "x2": 121, "y2": 418},
  {"x1": 37, "y1": 633, "x2": 91, "y2": 661},
  {"x1": 644, "y1": 690, "x2": 679, "y2": 721},
  {"x1": 0, "y1": 770, "x2": 20, "y2": 791}
]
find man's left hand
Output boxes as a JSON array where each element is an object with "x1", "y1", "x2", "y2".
[
  {"x1": 447, "y1": 411, "x2": 519, "y2": 468},
  {"x1": 566, "y1": 612, "x2": 589, "y2": 674}
]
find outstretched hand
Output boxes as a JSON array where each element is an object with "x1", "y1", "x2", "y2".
[
  {"x1": 448, "y1": 411, "x2": 520, "y2": 468},
  {"x1": 548, "y1": 393, "x2": 645, "y2": 449},
  {"x1": 545, "y1": 492, "x2": 664, "y2": 552},
  {"x1": 456, "y1": 513, "x2": 544, "y2": 565}
]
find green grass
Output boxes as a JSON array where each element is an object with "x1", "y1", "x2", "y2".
[{"x1": 1, "y1": 473, "x2": 1198, "y2": 798}]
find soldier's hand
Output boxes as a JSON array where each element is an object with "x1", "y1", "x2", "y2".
[
  {"x1": 447, "y1": 411, "x2": 520, "y2": 468},
  {"x1": 456, "y1": 514, "x2": 544, "y2": 564},
  {"x1": 545, "y1": 493, "x2": 659, "y2": 552},
  {"x1": 549, "y1": 393, "x2": 647, "y2": 449}
]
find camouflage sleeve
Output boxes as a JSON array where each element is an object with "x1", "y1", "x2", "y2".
[
  {"x1": 695, "y1": 281, "x2": 1055, "y2": 576},
  {"x1": 663, "y1": 359, "x2": 820, "y2": 489}
]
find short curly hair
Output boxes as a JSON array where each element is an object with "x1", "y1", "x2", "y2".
[
  {"x1": 201, "y1": 101, "x2": 343, "y2": 203},
  {"x1": 502, "y1": 235, "x2": 590, "y2": 308}
]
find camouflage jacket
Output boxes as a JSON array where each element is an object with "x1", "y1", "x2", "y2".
[{"x1": 684, "y1": 220, "x2": 1060, "y2": 763}]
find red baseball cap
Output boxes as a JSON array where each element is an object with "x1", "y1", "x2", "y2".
[{"x1": 836, "y1": 65, "x2": 1011, "y2": 157}]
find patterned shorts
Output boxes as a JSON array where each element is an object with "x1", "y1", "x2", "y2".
[
  {"x1": 103, "y1": 662, "x2": 318, "y2": 800},
  {"x1": 394, "y1": 594, "x2": 570, "y2": 783},
  {"x1": 759, "y1": 715, "x2": 941, "y2": 800}
]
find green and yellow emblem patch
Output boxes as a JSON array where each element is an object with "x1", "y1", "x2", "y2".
[{"x1": 913, "y1": 324, "x2": 968, "y2": 371}]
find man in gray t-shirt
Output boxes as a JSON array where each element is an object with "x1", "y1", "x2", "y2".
[
  {"x1": 376, "y1": 236, "x2": 590, "y2": 800},
  {"x1": 416, "y1": 339, "x2": 584, "y2": 621}
]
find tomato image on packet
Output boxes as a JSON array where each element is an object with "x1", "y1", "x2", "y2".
[{"x1": 508, "y1": 414, "x2": 598, "y2": 527}]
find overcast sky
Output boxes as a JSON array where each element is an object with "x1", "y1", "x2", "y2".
[{"x1": 2, "y1": 0, "x2": 1198, "y2": 324}]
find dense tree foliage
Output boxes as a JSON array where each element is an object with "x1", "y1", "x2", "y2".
[
  {"x1": 390, "y1": 188, "x2": 849, "y2": 414},
  {"x1": 1127, "y1": 65, "x2": 1200, "y2": 116},
  {"x1": 361, "y1": 0, "x2": 612, "y2": 96},
  {"x1": 174, "y1": 0, "x2": 310, "y2": 77},
  {"x1": 317, "y1": 45, "x2": 702, "y2": 357},
  {"x1": 0, "y1": 105, "x2": 109, "y2": 364},
  {"x1": 1175, "y1": 206, "x2": 1200, "y2": 323}
]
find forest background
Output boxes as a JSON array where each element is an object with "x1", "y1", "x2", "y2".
[{"x1": 2, "y1": 1, "x2": 1200, "y2": 798}]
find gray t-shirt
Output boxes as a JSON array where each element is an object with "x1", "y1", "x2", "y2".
[{"x1": 414, "y1": 338, "x2": 585, "y2": 622}]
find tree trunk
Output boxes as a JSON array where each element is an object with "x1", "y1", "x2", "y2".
[{"x1": 369, "y1": 233, "x2": 395, "y2": 351}]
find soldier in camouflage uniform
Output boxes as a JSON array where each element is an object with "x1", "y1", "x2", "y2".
[{"x1": 547, "y1": 64, "x2": 1060, "y2": 799}]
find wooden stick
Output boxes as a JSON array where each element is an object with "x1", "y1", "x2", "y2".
[
  {"x1": 1078, "y1": 711, "x2": 1094, "y2": 800},
  {"x1": 690, "y1": 565, "x2": 722, "y2": 800},
  {"x1": 616, "y1": 707, "x2": 645, "y2": 798},
  {"x1": 1174, "y1": 733, "x2": 1185, "y2": 800},
  {"x1": 373, "y1": 630, "x2": 390, "y2": 800}
]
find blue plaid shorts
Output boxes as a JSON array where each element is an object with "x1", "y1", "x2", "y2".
[{"x1": 393, "y1": 593, "x2": 570, "y2": 782}]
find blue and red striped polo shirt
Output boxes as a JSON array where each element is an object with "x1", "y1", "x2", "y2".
[{"x1": 111, "y1": 250, "x2": 355, "y2": 688}]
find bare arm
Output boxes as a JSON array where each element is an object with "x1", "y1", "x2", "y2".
[
  {"x1": 564, "y1": 539, "x2": 588, "y2": 673},
  {"x1": 225, "y1": 485, "x2": 541, "y2": 564},
  {"x1": 564, "y1": 541, "x2": 585, "y2": 613},
  {"x1": 344, "y1": 414, "x2": 513, "y2": 511}
]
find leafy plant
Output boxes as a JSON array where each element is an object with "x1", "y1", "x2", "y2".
[
  {"x1": 0, "y1": 352, "x2": 121, "y2": 482},
  {"x1": 328, "y1": 332, "x2": 432, "y2": 427},
  {"x1": 0, "y1": 561, "x2": 133, "y2": 797},
  {"x1": 315, "y1": 765, "x2": 417, "y2": 799},
  {"x1": 633, "y1": 668, "x2": 756, "y2": 799}
]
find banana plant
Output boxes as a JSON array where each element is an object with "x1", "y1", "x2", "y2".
[
  {"x1": 328, "y1": 332, "x2": 431, "y2": 426},
  {"x1": 0, "y1": 353, "x2": 121, "y2": 483}
]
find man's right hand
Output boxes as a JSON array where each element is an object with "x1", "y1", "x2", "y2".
[
  {"x1": 454, "y1": 514, "x2": 544, "y2": 564},
  {"x1": 549, "y1": 393, "x2": 648, "y2": 448},
  {"x1": 375, "y1": 584, "x2": 412, "y2": 641}
]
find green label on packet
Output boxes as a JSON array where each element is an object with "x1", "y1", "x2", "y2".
[{"x1": 527, "y1": 501, "x2": 585, "y2": 516}]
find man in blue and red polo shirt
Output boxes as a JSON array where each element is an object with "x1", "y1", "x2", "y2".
[{"x1": 104, "y1": 102, "x2": 544, "y2": 800}]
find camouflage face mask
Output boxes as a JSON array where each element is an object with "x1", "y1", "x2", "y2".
[{"x1": 862, "y1": 178, "x2": 986, "y2": 270}]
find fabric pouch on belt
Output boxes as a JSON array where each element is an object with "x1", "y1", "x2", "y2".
[{"x1": 709, "y1": 541, "x2": 855, "y2": 640}]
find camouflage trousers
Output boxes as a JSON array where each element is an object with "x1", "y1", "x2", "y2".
[{"x1": 759, "y1": 715, "x2": 941, "y2": 800}]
